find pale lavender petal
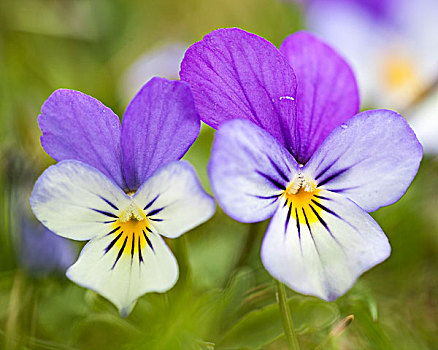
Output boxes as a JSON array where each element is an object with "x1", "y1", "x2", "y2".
[
  {"x1": 280, "y1": 31, "x2": 360, "y2": 163},
  {"x1": 180, "y1": 28, "x2": 297, "y2": 148},
  {"x1": 208, "y1": 119, "x2": 299, "y2": 223},
  {"x1": 304, "y1": 109, "x2": 423, "y2": 212},
  {"x1": 261, "y1": 189, "x2": 390, "y2": 301},
  {"x1": 121, "y1": 78, "x2": 200, "y2": 190},
  {"x1": 39, "y1": 89, "x2": 125, "y2": 188}
]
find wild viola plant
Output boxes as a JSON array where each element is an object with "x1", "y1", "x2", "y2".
[
  {"x1": 30, "y1": 77, "x2": 215, "y2": 316},
  {"x1": 180, "y1": 28, "x2": 422, "y2": 302}
]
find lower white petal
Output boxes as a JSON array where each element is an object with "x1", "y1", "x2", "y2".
[
  {"x1": 132, "y1": 160, "x2": 215, "y2": 238},
  {"x1": 261, "y1": 190, "x2": 390, "y2": 301},
  {"x1": 30, "y1": 160, "x2": 130, "y2": 240},
  {"x1": 66, "y1": 227, "x2": 178, "y2": 315}
]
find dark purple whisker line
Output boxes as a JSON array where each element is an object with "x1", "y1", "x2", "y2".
[
  {"x1": 149, "y1": 218, "x2": 163, "y2": 222},
  {"x1": 248, "y1": 193, "x2": 282, "y2": 200},
  {"x1": 311, "y1": 199, "x2": 341, "y2": 219},
  {"x1": 295, "y1": 208, "x2": 302, "y2": 255},
  {"x1": 105, "y1": 226, "x2": 121, "y2": 236},
  {"x1": 317, "y1": 167, "x2": 350, "y2": 187},
  {"x1": 255, "y1": 170, "x2": 286, "y2": 190},
  {"x1": 101, "y1": 220, "x2": 117, "y2": 224},
  {"x1": 315, "y1": 157, "x2": 340, "y2": 181},
  {"x1": 144, "y1": 195, "x2": 159, "y2": 211},
  {"x1": 267, "y1": 156, "x2": 290, "y2": 183},
  {"x1": 327, "y1": 186, "x2": 360, "y2": 194},
  {"x1": 295, "y1": 208, "x2": 301, "y2": 240},
  {"x1": 302, "y1": 208, "x2": 321, "y2": 258},
  {"x1": 91, "y1": 208, "x2": 118, "y2": 219},
  {"x1": 112, "y1": 236, "x2": 128, "y2": 270},
  {"x1": 317, "y1": 156, "x2": 369, "y2": 187},
  {"x1": 138, "y1": 236, "x2": 143, "y2": 265},
  {"x1": 147, "y1": 207, "x2": 165, "y2": 217},
  {"x1": 302, "y1": 208, "x2": 311, "y2": 234},
  {"x1": 312, "y1": 198, "x2": 358, "y2": 231},
  {"x1": 105, "y1": 232, "x2": 123, "y2": 254},
  {"x1": 98, "y1": 196, "x2": 119, "y2": 211},
  {"x1": 284, "y1": 202, "x2": 292, "y2": 234},
  {"x1": 130, "y1": 234, "x2": 135, "y2": 262},
  {"x1": 142, "y1": 230, "x2": 155, "y2": 253},
  {"x1": 263, "y1": 197, "x2": 281, "y2": 208},
  {"x1": 313, "y1": 194, "x2": 331, "y2": 201},
  {"x1": 308, "y1": 204, "x2": 340, "y2": 245}
]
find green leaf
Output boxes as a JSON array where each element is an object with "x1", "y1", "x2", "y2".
[{"x1": 217, "y1": 296, "x2": 339, "y2": 350}]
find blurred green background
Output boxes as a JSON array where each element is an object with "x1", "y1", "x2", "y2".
[{"x1": 0, "y1": 0, "x2": 437, "y2": 349}]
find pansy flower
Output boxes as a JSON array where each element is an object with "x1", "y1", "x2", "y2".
[
  {"x1": 30, "y1": 77, "x2": 215, "y2": 315},
  {"x1": 180, "y1": 28, "x2": 422, "y2": 301}
]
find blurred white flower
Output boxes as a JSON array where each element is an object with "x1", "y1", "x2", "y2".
[
  {"x1": 119, "y1": 42, "x2": 188, "y2": 103},
  {"x1": 294, "y1": 0, "x2": 438, "y2": 152}
]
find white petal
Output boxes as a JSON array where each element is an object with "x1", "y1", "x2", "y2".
[
  {"x1": 208, "y1": 119, "x2": 299, "y2": 223},
  {"x1": 132, "y1": 160, "x2": 215, "y2": 238},
  {"x1": 30, "y1": 160, "x2": 130, "y2": 240},
  {"x1": 261, "y1": 190, "x2": 390, "y2": 301},
  {"x1": 66, "y1": 228, "x2": 178, "y2": 316}
]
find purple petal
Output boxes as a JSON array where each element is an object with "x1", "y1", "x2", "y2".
[
  {"x1": 19, "y1": 215, "x2": 76, "y2": 275},
  {"x1": 304, "y1": 109, "x2": 423, "y2": 212},
  {"x1": 280, "y1": 31, "x2": 360, "y2": 163},
  {"x1": 180, "y1": 28, "x2": 297, "y2": 148},
  {"x1": 261, "y1": 189, "x2": 390, "y2": 301},
  {"x1": 208, "y1": 119, "x2": 299, "y2": 223},
  {"x1": 121, "y1": 78, "x2": 200, "y2": 190},
  {"x1": 39, "y1": 89, "x2": 125, "y2": 188},
  {"x1": 310, "y1": 0, "x2": 397, "y2": 23}
]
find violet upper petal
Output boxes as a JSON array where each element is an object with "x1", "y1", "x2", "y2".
[
  {"x1": 38, "y1": 89, "x2": 125, "y2": 188},
  {"x1": 304, "y1": 109, "x2": 423, "y2": 212},
  {"x1": 208, "y1": 119, "x2": 299, "y2": 223},
  {"x1": 280, "y1": 31, "x2": 360, "y2": 163},
  {"x1": 121, "y1": 78, "x2": 200, "y2": 191},
  {"x1": 180, "y1": 28, "x2": 297, "y2": 148}
]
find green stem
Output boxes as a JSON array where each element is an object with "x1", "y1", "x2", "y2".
[{"x1": 276, "y1": 280, "x2": 300, "y2": 350}]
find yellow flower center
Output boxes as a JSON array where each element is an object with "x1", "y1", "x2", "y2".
[
  {"x1": 283, "y1": 174, "x2": 322, "y2": 225},
  {"x1": 106, "y1": 200, "x2": 155, "y2": 265},
  {"x1": 381, "y1": 52, "x2": 423, "y2": 102}
]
